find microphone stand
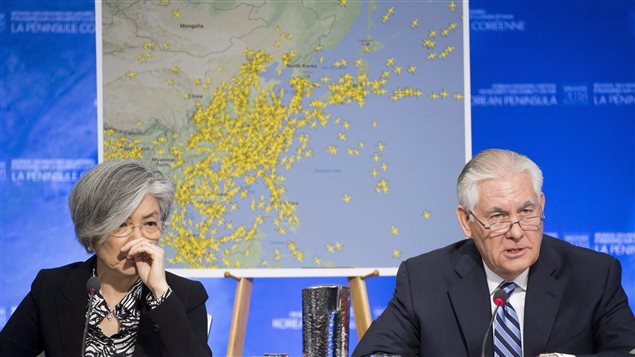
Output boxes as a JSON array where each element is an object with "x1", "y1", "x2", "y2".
[
  {"x1": 82, "y1": 277, "x2": 100, "y2": 357},
  {"x1": 481, "y1": 289, "x2": 508, "y2": 357}
]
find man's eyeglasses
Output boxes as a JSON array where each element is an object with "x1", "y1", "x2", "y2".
[
  {"x1": 112, "y1": 222, "x2": 162, "y2": 240},
  {"x1": 469, "y1": 211, "x2": 544, "y2": 236}
]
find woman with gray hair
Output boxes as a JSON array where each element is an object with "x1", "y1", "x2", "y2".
[{"x1": 0, "y1": 159, "x2": 213, "y2": 356}]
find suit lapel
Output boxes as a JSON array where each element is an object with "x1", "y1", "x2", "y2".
[
  {"x1": 133, "y1": 284, "x2": 155, "y2": 356},
  {"x1": 524, "y1": 237, "x2": 564, "y2": 355},
  {"x1": 447, "y1": 240, "x2": 493, "y2": 355},
  {"x1": 57, "y1": 256, "x2": 95, "y2": 357}
]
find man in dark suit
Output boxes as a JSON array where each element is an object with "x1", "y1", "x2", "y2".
[{"x1": 353, "y1": 149, "x2": 635, "y2": 357}]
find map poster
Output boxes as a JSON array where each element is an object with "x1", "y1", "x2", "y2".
[{"x1": 97, "y1": 0, "x2": 470, "y2": 276}]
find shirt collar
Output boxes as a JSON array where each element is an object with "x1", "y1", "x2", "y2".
[
  {"x1": 483, "y1": 260, "x2": 529, "y2": 296},
  {"x1": 91, "y1": 265, "x2": 144, "y2": 316}
]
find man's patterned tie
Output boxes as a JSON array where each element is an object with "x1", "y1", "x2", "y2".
[{"x1": 494, "y1": 282, "x2": 522, "y2": 357}]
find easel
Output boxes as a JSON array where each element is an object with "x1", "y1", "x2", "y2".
[
  {"x1": 224, "y1": 272, "x2": 253, "y2": 356},
  {"x1": 347, "y1": 270, "x2": 379, "y2": 339},
  {"x1": 223, "y1": 270, "x2": 380, "y2": 356}
]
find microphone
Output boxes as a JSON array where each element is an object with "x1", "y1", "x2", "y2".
[
  {"x1": 481, "y1": 288, "x2": 509, "y2": 357},
  {"x1": 86, "y1": 276, "x2": 100, "y2": 294},
  {"x1": 82, "y1": 276, "x2": 101, "y2": 357}
]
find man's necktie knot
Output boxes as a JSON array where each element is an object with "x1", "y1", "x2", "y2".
[{"x1": 499, "y1": 281, "x2": 517, "y2": 295}]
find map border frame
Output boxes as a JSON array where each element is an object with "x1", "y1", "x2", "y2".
[{"x1": 94, "y1": 0, "x2": 472, "y2": 278}]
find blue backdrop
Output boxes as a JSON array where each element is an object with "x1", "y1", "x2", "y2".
[{"x1": 1, "y1": 1, "x2": 633, "y2": 355}]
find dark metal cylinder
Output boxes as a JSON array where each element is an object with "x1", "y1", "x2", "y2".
[{"x1": 302, "y1": 284, "x2": 350, "y2": 357}]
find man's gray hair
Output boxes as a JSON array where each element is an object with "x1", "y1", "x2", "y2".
[
  {"x1": 69, "y1": 159, "x2": 175, "y2": 252},
  {"x1": 457, "y1": 149, "x2": 543, "y2": 213}
]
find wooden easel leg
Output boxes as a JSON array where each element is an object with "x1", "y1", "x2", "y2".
[
  {"x1": 348, "y1": 270, "x2": 379, "y2": 339},
  {"x1": 225, "y1": 272, "x2": 253, "y2": 357}
]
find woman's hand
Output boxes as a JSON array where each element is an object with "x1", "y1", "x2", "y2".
[{"x1": 121, "y1": 239, "x2": 169, "y2": 298}]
